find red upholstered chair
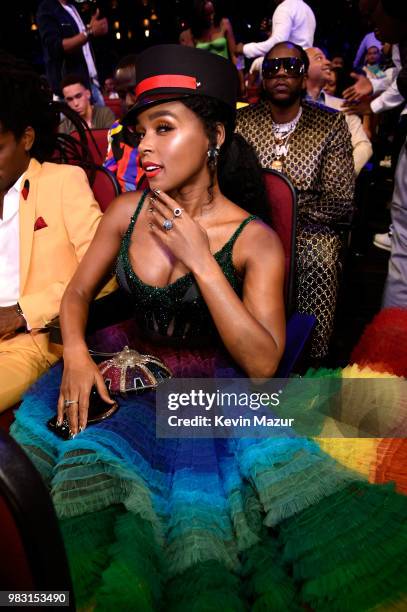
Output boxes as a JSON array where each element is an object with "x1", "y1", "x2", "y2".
[
  {"x1": 263, "y1": 168, "x2": 296, "y2": 314},
  {"x1": 70, "y1": 128, "x2": 110, "y2": 165},
  {"x1": 262, "y1": 169, "x2": 316, "y2": 376},
  {"x1": 103, "y1": 97, "x2": 124, "y2": 120},
  {"x1": 0, "y1": 430, "x2": 75, "y2": 603},
  {"x1": 246, "y1": 85, "x2": 261, "y2": 105},
  {"x1": 88, "y1": 164, "x2": 121, "y2": 212},
  {"x1": 65, "y1": 131, "x2": 122, "y2": 212}
]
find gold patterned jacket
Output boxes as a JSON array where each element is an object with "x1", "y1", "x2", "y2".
[{"x1": 236, "y1": 100, "x2": 355, "y2": 227}]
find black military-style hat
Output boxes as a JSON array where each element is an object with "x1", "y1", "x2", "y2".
[{"x1": 122, "y1": 44, "x2": 239, "y2": 125}]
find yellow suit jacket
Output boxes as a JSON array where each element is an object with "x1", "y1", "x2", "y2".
[
  {"x1": 0, "y1": 158, "x2": 117, "y2": 409},
  {"x1": 18, "y1": 158, "x2": 103, "y2": 330}
]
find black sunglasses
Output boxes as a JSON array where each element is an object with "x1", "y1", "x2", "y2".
[{"x1": 262, "y1": 57, "x2": 305, "y2": 79}]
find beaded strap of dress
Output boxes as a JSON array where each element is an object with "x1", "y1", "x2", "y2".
[{"x1": 115, "y1": 190, "x2": 258, "y2": 343}]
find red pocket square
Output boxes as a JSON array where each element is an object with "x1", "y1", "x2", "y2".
[
  {"x1": 34, "y1": 216, "x2": 48, "y2": 231},
  {"x1": 22, "y1": 179, "x2": 30, "y2": 201}
]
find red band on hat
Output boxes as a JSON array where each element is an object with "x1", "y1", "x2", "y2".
[{"x1": 136, "y1": 75, "x2": 197, "y2": 97}]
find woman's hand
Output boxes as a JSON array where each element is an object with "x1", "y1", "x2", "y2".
[
  {"x1": 148, "y1": 189, "x2": 213, "y2": 274},
  {"x1": 57, "y1": 348, "x2": 114, "y2": 436}
]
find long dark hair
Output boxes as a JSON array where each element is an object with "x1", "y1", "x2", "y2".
[
  {"x1": 190, "y1": 0, "x2": 222, "y2": 39},
  {"x1": 181, "y1": 96, "x2": 268, "y2": 219}
]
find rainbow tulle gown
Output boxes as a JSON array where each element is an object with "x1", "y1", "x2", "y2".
[{"x1": 10, "y1": 195, "x2": 407, "y2": 610}]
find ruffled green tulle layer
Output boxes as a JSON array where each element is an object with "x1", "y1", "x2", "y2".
[
  {"x1": 10, "y1": 362, "x2": 407, "y2": 611},
  {"x1": 60, "y1": 483, "x2": 407, "y2": 611}
]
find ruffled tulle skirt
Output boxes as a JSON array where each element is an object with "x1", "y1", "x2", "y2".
[{"x1": 10, "y1": 322, "x2": 407, "y2": 611}]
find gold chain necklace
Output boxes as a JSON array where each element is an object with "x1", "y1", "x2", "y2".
[
  {"x1": 270, "y1": 107, "x2": 302, "y2": 172},
  {"x1": 271, "y1": 131, "x2": 295, "y2": 172}
]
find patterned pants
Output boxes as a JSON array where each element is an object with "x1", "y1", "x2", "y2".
[{"x1": 295, "y1": 223, "x2": 343, "y2": 359}]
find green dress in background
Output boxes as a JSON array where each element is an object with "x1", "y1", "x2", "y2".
[{"x1": 196, "y1": 36, "x2": 229, "y2": 59}]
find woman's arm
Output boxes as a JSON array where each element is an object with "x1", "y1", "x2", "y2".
[
  {"x1": 60, "y1": 195, "x2": 135, "y2": 350},
  {"x1": 221, "y1": 17, "x2": 237, "y2": 64},
  {"x1": 193, "y1": 223, "x2": 286, "y2": 378},
  {"x1": 149, "y1": 193, "x2": 285, "y2": 378},
  {"x1": 58, "y1": 193, "x2": 140, "y2": 434}
]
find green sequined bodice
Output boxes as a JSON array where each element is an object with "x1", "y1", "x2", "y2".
[{"x1": 116, "y1": 191, "x2": 257, "y2": 345}]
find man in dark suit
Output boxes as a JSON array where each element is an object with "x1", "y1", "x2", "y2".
[{"x1": 36, "y1": 0, "x2": 108, "y2": 102}]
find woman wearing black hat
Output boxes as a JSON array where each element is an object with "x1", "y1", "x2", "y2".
[
  {"x1": 52, "y1": 45, "x2": 285, "y2": 392},
  {"x1": 11, "y1": 45, "x2": 407, "y2": 610}
]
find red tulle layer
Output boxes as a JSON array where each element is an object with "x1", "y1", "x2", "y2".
[
  {"x1": 373, "y1": 438, "x2": 407, "y2": 494},
  {"x1": 351, "y1": 308, "x2": 407, "y2": 377}
]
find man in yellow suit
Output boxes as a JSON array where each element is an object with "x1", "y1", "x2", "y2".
[{"x1": 0, "y1": 56, "x2": 106, "y2": 411}]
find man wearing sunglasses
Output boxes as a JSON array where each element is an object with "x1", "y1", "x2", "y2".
[
  {"x1": 103, "y1": 55, "x2": 144, "y2": 192},
  {"x1": 236, "y1": 42, "x2": 355, "y2": 361}
]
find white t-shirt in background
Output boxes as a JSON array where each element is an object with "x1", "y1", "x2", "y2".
[
  {"x1": 0, "y1": 174, "x2": 24, "y2": 307},
  {"x1": 243, "y1": 0, "x2": 316, "y2": 59}
]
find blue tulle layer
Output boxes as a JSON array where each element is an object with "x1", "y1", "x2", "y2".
[{"x1": 10, "y1": 359, "x2": 407, "y2": 610}]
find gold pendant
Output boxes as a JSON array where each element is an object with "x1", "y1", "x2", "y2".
[{"x1": 271, "y1": 159, "x2": 284, "y2": 172}]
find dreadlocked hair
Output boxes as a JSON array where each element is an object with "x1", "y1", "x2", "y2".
[
  {"x1": 52, "y1": 100, "x2": 102, "y2": 172},
  {"x1": 0, "y1": 52, "x2": 60, "y2": 162},
  {"x1": 181, "y1": 96, "x2": 268, "y2": 219},
  {"x1": 0, "y1": 51, "x2": 97, "y2": 168}
]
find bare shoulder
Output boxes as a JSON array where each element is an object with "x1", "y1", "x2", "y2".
[
  {"x1": 222, "y1": 200, "x2": 282, "y2": 253},
  {"x1": 236, "y1": 217, "x2": 285, "y2": 269},
  {"x1": 221, "y1": 17, "x2": 234, "y2": 34},
  {"x1": 243, "y1": 218, "x2": 284, "y2": 253},
  {"x1": 101, "y1": 190, "x2": 146, "y2": 235},
  {"x1": 179, "y1": 28, "x2": 194, "y2": 46}
]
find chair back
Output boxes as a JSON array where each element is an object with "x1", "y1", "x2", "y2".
[
  {"x1": 0, "y1": 408, "x2": 16, "y2": 432},
  {"x1": 70, "y1": 128, "x2": 109, "y2": 165},
  {"x1": 0, "y1": 430, "x2": 74, "y2": 603},
  {"x1": 262, "y1": 169, "x2": 297, "y2": 314},
  {"x1": 88, "y1": 165, "x2": 121, "y2": 212},
  {"x1": 103, "y1": 97, "x2": 124, "y2": 120},
  {"x1": 246, "y1": 86, "x2": 261, "y2": 105}
]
